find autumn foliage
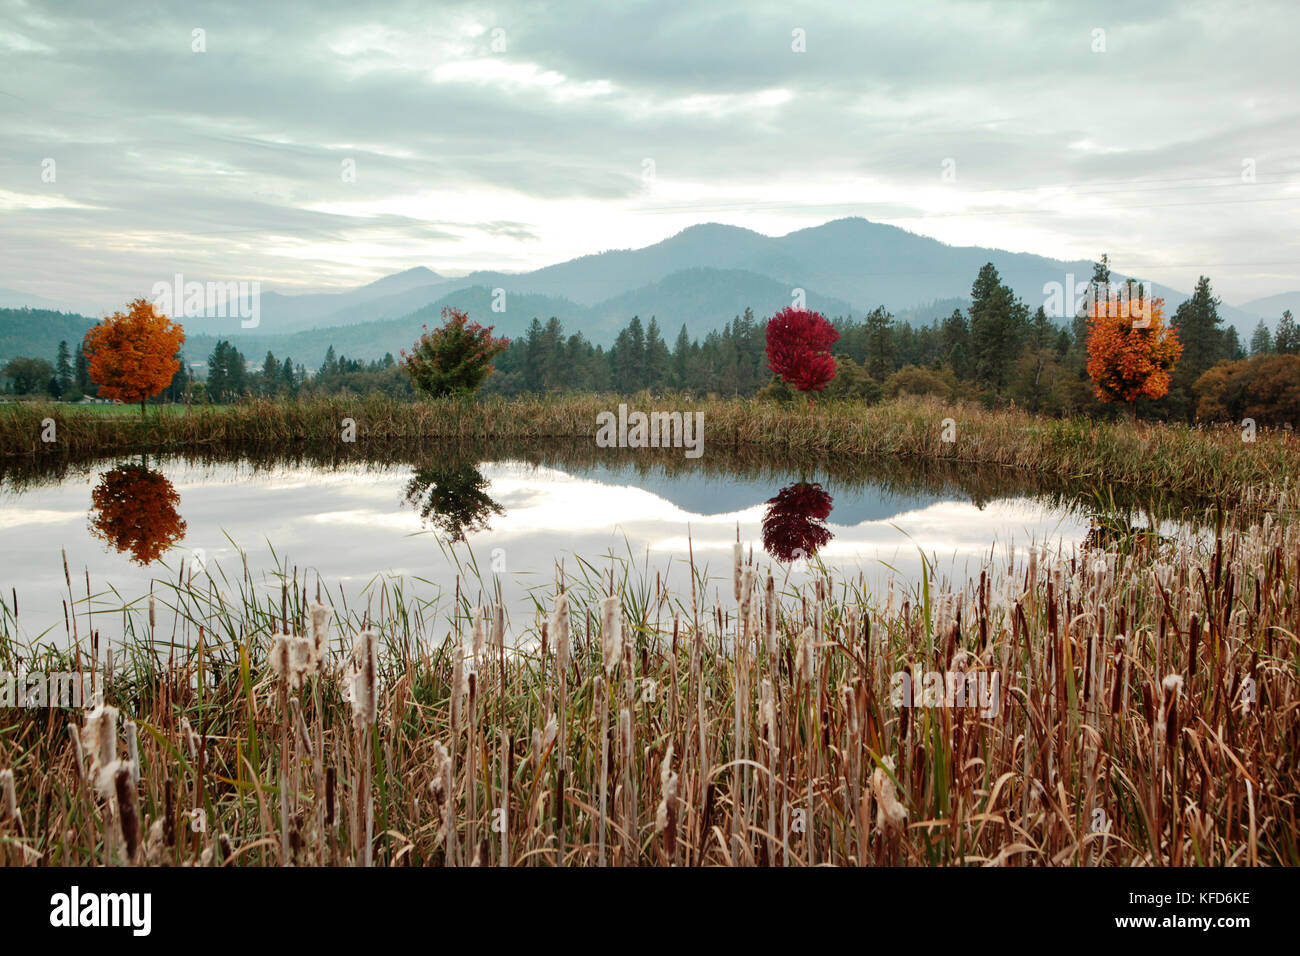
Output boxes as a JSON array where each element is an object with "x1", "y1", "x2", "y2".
[
  {"x1": 88, "y1": 464, "x2": 187, "y2": 565},
  {"x1": 761, "y1": 481, "x2": 834, "y2": 563},
  {"x1": 400, "y1": 307, "x2": 509, "y2": 398},
  {"x1": 765, "y1": 307, "x2": 839, "y2": 395},
  {"x1": 1085, "y1": 293, "x2": 1181, "y2": 414},
  {"x1": 83, "y1": 298, "x2": 185, "y2": 411}
]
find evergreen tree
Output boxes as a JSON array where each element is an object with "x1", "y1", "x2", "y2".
[
  {"x1": 1171, "y1": 276, "x2": 1227, "y2": 380},
  {"x1": 261, "y1": 351, "x2": 280, "y2": 397},
  {"x1": 969, "y1": 263, "x2": 1019, "y2": 397},
  {"x1": 941, "y1": 309, "x2": 972, "y2": 379},
  {"x1": 1275, "y1": 310, "x2": 1299, "y2": 354},
  {"x1": 1250, "y1": 320, "x2": 1274, "y2": 356},
  {"x1": 55, "y1": 340, "x2": 73, "y2": 396},
  {"x1": 644, "y1": 317, "x2": 671, "y2": 389},
  {"x1": 863, "y1": 306, "x2": 896, "y2": 380},
  {"x1": 74, "y1": 339, "x2": 93, "y2": 396}
]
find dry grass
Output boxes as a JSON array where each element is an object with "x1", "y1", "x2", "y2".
[
  {"x1": 2, "y1": 394, "x2": 1297, "y2": 503},
  {"x1": 1, "y1": 484, "x2": 1296, "y2": 866}
]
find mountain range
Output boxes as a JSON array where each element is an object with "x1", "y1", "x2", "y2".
[{"x1": 2, "y1": 218, "x2": 1296, "y2": 368}]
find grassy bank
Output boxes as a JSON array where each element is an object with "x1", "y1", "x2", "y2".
[
  {"x1": 2, "y1": 394, "x2": 1297, "y2": 503},
  {"x1": 0, "y1": 487, "x2": 1295, "y2": 866}
]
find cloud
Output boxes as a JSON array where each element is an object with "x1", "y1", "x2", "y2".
[{"x1": 0, "y1": 0, "x2": 1296, "y2": 306}]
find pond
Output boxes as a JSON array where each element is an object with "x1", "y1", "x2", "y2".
[{"x1": 0, "y1": 441, "x2": 1190, "y2": 644}]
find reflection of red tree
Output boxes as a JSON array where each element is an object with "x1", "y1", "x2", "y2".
[
  {"x1": 761, "y1": 482, "x2": 833, "y2": 562},
  {"x1": 88, "y1": 464, "x2": 186, "y2": 565}
]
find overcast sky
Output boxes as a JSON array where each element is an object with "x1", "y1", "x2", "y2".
[{"x1": 2, "y1": 0, "x2": 1297, "y2": 309}]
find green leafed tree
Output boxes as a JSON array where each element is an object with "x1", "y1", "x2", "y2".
[{"x1": 400, "y1": 306, "x2": 509, "y2": 398}]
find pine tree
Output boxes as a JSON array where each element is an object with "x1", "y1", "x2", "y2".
[
  {"x1": 863, "y1": 306, "x2": 896, "y2": 380},
  {"x1": 1250, "y1": 319, "x2": 1274, "y2": 356},
  {"x1": 1171, "y1": 276, "x2": 1227, "y2": 382},
  {"x1": 1275, "y1": 310, "x2": 1299, "y2": 354},
  {"x1": 261, "y1": 351, "x2": 280, "y2": 397},
  {"x1": 55, "y1": 340, "x2": 73, "y2": 396},
  {"x1": 644, "y1": 317, "x2": 671, "y2": 389},
  {"x1": 969, "y1": 263, "x2": 1019, "y2": 397},
  {"x1": 74, "y1": 340, "x2": 93, "y2": 396},
  {"x1": 941, "y1": 309, "x2": 971, "y2": 380}
]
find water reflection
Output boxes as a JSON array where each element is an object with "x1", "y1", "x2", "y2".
[
  {"x1": 88, "y1": 462, "x2": 187, "y2": 565},
  {"x1": 403, "y1": 460, "x2": 503, "y2": 542},
  {"x1": 762, "y1": 481, "x2": 834, "y2": 563}
]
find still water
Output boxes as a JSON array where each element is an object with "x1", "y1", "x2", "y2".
[{"x1": 0, "y1": 443, "x2": 1152, "y2": 643}]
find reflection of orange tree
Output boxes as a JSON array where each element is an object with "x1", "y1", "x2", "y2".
[
  {"x1": 761, "y1": 481, "x2": 833, "y2": 563},
  {"x1": 403, "y1": 462, "x2": 503, "y2": 543},
  {"x1": 88, "y1": 464, "x2": 186, "y2": 565}
]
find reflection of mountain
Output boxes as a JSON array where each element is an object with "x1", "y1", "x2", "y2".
[
  {"x1": 404, "y1": 462, "x2": 503, "y2": 542},
  {"x1": 88, "y1": 464, "x2": 186, "y2": 565},
  {"x1": 572, "y1": 461, "x2": 950, "y2": 525}
]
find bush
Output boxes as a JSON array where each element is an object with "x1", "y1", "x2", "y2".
[{"x1": 1193, "y1": 354, "x2": 1300, "y2": 426}]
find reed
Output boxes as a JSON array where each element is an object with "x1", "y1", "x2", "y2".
[
  {"x1": 2, "y1": 394, "x2": 1296, "y2": 504},
  {"x1": 0, "y1": 481, "x2": 1297, "y2": 866}
]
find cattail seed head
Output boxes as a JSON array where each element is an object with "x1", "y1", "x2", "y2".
[
  {"x1": 550, "y1": 591, "x2": 570, "y2": 674},
  {"x1": 764, "y1": 574, "x2": 777, "y2": 656},
  {"x1": 871, "y1": 757, "x2": 908, "y2": 838},
  {"x1": 600, "y1": 595, "x2": 621, "y2": 676},
  {"x1": 309, "y1": 602, "x2": 331, "y2": 662},
  {"x1": 732, "y1": 542, "x2": 743, "y2": 602},
  {"x1": 349, "y1": 630, "x2": 378, "y2": 729}
]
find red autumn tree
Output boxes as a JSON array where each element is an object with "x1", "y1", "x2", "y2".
[
  {"x1": 88, "y1": 464, "x2": 187, "y2": 565},
  {"x1": 1085, "y1": 293, "x2": 1181, "y2": 421},
  {"x1": 400, "y1": 306, "x2": 509, "y2": 398},
  {"x1": 83, "y1": 298, "x2": 186, "y2": 417},
  {"x1": 765, "y1": 307, "x2": 839, "y2": 398}
]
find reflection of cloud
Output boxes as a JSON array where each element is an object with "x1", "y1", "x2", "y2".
[
  {"x1": 5, "y1": 457, "x2": 1099, "y2": 640},
  {"x1": 0, "y1": 508, "x2": 82, "y2": 529}
]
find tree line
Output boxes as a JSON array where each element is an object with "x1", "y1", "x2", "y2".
[{"x1": 4, "y1": 260, "x2": 1297, "y2": 424}]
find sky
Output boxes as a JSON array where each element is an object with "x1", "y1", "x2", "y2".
[{"x1": 2, "y1": 0, "x2": 1297, "y2": 310}]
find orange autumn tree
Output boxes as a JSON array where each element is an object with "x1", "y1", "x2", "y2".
[
  {"x1": 1085, "y1": 289, "x2": 1182, "y2": 421},
  {"x1": 83, "y1": 298, "x2": 186, "y2": 417}
]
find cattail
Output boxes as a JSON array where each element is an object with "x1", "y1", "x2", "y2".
[
  {"x1": 794, "y1": 627, "x2": 815, "y2": 682},
  {"x1": 733, "y1": 542, "x2": 743, "y2": 602},
  {"x1": 349, "y1": 630, "x2": 378, "y2": 729},
  {"x1": 550, "y1": 591, "x2": 571, "y2": 674},
  {"x1": 760, "y1": 680, "x2": 778, "y2": 750},
  {"x1": 655, "y1": 744, "x2": 679, "y2": 855},
  {"x1": 148, "y1": 593, "x2": 155, "y2": 629},
  {"x1": 178, "y1": 716, "x2": 200, "y2": 762},
  {"x1": 541, "y1": 713, "x2": 558, "y2": 754},
  {"x1": 600, "y1": 595, "x2": 621, "y2": 676},
  {"x1": 114, "y1": 764, "x2": 141, "y2": 861},
  {"x1": 0, "y1": 769, "x2": 17, "y2": 828},
  {"x1": 125, "y1": 718, "x2": 139, "y2": 786},
  {"x1": 429, "y1": 742, "x2": 452, "y2": 841},
  {"x1": 270, "y1": 632, "x2": 320, "y2": 689},
  {"x1": 491, "y1": 603, "x2": 505, "y2": 656},
  {"x1": 80, "y1": 703, "x2": 119, "y2": 780},
  {"x1": 764, "y1": 573, "x2": 777, "y2": 656},
  {"x1": 471, "y1": 606, "x2": 486, "y2": 666},
  {"x1": 309, "y1": 602, "x2": 331, "y2": 663},
  {"x1": 451, "y1": 653, "x2": 469, "y2": 729},
  {"x1": 871, "y1": 757, "x2": 908, "y2": 838}
]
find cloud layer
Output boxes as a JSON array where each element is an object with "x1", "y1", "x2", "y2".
[{"x1": 2, "y1": 0, "x2": 1297, "y2": 309}]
